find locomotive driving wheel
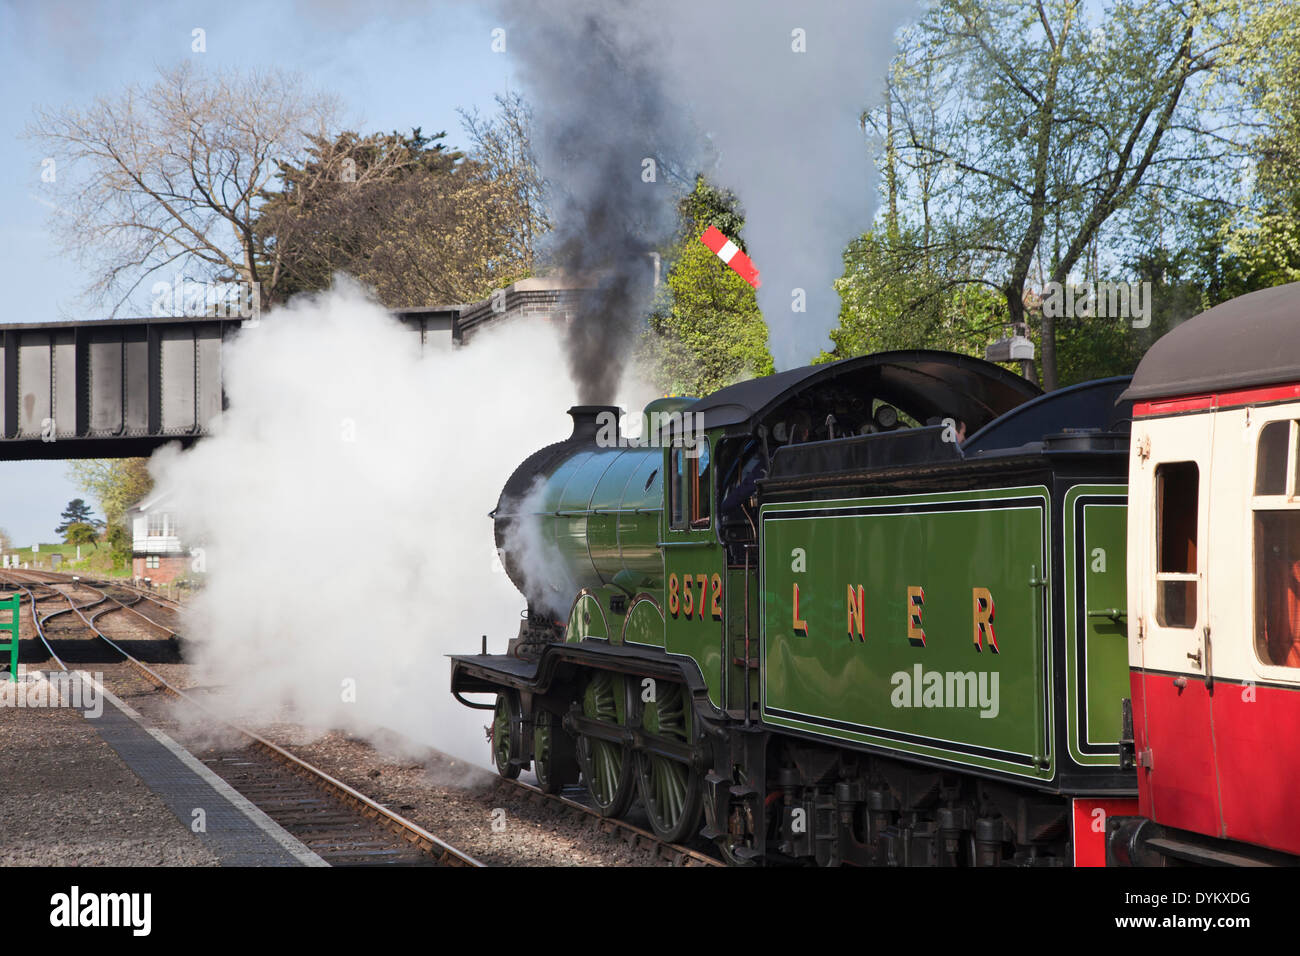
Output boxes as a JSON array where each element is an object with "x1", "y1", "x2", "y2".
[
  {"x1": 533, "y1": 707, "x2": 579, "y2": 794},
  {"x1": 575, "y1": 671, "x2": 635, "y2": 816},
  {"x1": 634, "y1": 680, "x2": 704, "y2": 844},
  {"x1": 492, "y1": 692, "x2": 521, "y2": 780}
]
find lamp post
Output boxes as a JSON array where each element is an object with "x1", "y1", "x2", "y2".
[{"x1": 985, "y1": 321, "x2": 1037, "y2": 383}]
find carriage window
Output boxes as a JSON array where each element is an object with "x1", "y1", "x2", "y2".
[
  {"x1": 1255, "y1": 421, "x2": 1291, "y2": 496},
  {"x1": 1254, "y1": 511, "x2": 1300, "y2": 668},
  {"x1": 1254, "y1": 420, "x2": 1300, "y2": 668},
  {"x1": 1155, "y1": 461, "x2": 1199, "y2": 628}
]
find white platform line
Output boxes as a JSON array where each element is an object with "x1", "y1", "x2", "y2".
[{"x1": 79, "y1": 671, "x2": 328, "y2": 867}]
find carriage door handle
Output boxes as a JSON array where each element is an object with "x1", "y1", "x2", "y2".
[{"x1": 1202, "y1": 626, "x2": 1212, "y2": 689}]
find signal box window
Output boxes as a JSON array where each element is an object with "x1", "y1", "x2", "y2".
[
  {"x1": 1254, "y1": 420, "x2": 1300, "y2": 668},
  {"x1": 1155, "y1": 461, "x2": 1198, "y2": 628},
  {"x1": 669, "y1": 439, "x2": 711, "y2": 531}
]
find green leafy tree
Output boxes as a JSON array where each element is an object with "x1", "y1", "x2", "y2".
[
  {"x1": 64, "y1": 523, "x2": 99, "y2": 551},
  {"x1": 639, "y1": 177, "x2": 774, "y2": 395},
  {"x1": 55, "y1": 498, "x2": 99, "y2": 535},
  {"x1": 66, "y1": 460, "x2": 153, "y2": 530},
  {"x1": 862, "y1": 0, "x2": 1268, "y2": 389},
  {"x1": 825, "y1": 228, "x2": 1010, "y2": 362},
  {"x1": 1195, "y1": 6, "x2": 1300, "y2": 299},
  {"x1": 107, "y1": 525, "x2": 132, "y2": 571},
  {"x1": 67, "y1": 459, "x2": 153, "y2": 570}
]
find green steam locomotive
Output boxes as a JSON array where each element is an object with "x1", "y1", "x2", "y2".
[{"x1": 450, "y1": 350, "x2": 1137, "y2": 865}]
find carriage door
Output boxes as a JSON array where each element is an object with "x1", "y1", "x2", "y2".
[
  {"x1": 1132, "y1": 413, "x2": 1220, "y2": 837},
  {"x1": 1213, "y1": 413, "x2": 1300, "y2": 854}
]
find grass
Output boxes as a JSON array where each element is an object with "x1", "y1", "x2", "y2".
[{"x1": 7, "y1": 541, "x2": 132, "y2": 578}]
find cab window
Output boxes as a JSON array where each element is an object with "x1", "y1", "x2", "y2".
[
  {"x1": 670, "y1": 447, "x2": 687, "y2": 529},
  {"x1": 1254, "y1": 420, "x2": 1300, "y2": 668},
  {"x1": 669, "y1": 439, "x2": 711, "y2": 531},
  {"x1": 1154, "y1": 461, "x2": 1198, "y2": 628},
  {"x1": 691, "y1": 440, "x2": 711, "y2": 528}
]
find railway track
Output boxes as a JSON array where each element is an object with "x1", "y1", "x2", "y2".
[
  {"x1": 4, "y1": 567, "x2": 719, "y2": 866},
  {"x1": 0, "y1": 569, "x2": 482, "y2": 867},
  {"x1": 100, "y1": 577, "x2": 188, "y2": 615},
  {"x1": 345, "y1": 717, "x2": 724, "y2": 866},
  {"x1": 501, "y1": 776, "x2": 723, "y2": 866}
]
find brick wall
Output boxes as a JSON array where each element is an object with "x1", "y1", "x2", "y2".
[{"x1": 132, "y1": 555, "x2": 188, "y2": 585}]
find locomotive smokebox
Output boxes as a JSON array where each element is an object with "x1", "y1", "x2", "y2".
[{"x1": 493, "y1": 403, "x2": 666, "y2": 621}]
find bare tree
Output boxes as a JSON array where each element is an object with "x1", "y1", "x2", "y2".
[
  {"x1": 458, "y1": 92, "x2": 550, "y2": 276},
  {"x1": 27, "y1": 63, "x2": 337, "y2": 313}
]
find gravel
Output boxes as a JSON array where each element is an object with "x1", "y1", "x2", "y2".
[
  {"x1": 0, "y1": 692, "x2": 219, "y2": 867},
  {"x1": 104, "y1": 666, "x2": 689, "y2": 866},
  {"x1": 252, "y1": 725, "x2": 677, "y2": 866}
]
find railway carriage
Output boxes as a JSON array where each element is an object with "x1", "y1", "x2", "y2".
[{"x1": 1110, "y1": 282, "x2": 1300, "y2": 866}]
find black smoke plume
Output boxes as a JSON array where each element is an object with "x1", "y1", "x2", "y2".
[
  {"x1": 498, "y1": 3, "x2": 700, "y2": 403},
  {"x1": 496, "y1": 0, "x2": 915, "y2": 388}
]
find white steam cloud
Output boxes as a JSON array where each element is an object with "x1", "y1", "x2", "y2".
[
  {"x1": 498, "y1": 475, "x2": 577, "y2": 621},
  {"x1": 150, "y1": 282, "x2": 645, "y2": 765}
]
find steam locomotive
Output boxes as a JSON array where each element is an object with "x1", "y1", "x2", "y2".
[{"x1": 450, "y1": 281, "x2": 1300, "y2": 866}]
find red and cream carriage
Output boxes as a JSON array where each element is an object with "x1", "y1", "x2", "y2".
[{"x1": 1118, "y1": 281, "x2": 1300, "y2": 864}]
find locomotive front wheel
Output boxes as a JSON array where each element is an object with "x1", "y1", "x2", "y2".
[
  {"x1": 576, "y1": 672, "x2": 635, "y2": 817},
  {"x1": 634, "y1": 681, "x2": 704, "y2": 844},
  {"x1": 533, "y1": 708, "x2": 579, "y2": 794},
  {"x1": 492, "y1": 692, "x2": 521, "y2": 780}
]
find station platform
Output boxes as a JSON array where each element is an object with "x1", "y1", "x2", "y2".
[{"x1": 0, "y1": 670, "x2": 325, "y2": 867}]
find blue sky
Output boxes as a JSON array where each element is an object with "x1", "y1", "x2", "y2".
[{"x1": 0, "y1": 0, "x2": 511, "y2": 543}]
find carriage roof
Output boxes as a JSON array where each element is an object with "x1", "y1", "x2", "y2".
[{"x1": 1122, "y1": 281, "x2": 1300, "y2": 403}]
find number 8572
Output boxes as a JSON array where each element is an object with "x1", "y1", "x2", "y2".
[{"x1": 667, "y1": 572, "x2": 723, "y2": 620}]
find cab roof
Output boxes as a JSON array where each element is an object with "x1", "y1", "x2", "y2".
[{"x1": 687, "y1": 349, "x2": 1041, "y2": 435}]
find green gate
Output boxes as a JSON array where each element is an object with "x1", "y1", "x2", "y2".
[{"x1": 1, "y1": 591, "x2": 20, "y2": 681}]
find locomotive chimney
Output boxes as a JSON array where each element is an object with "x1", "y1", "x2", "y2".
[{"x1": 567, "y1": 404, "x2": 621, "y2": 443}]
